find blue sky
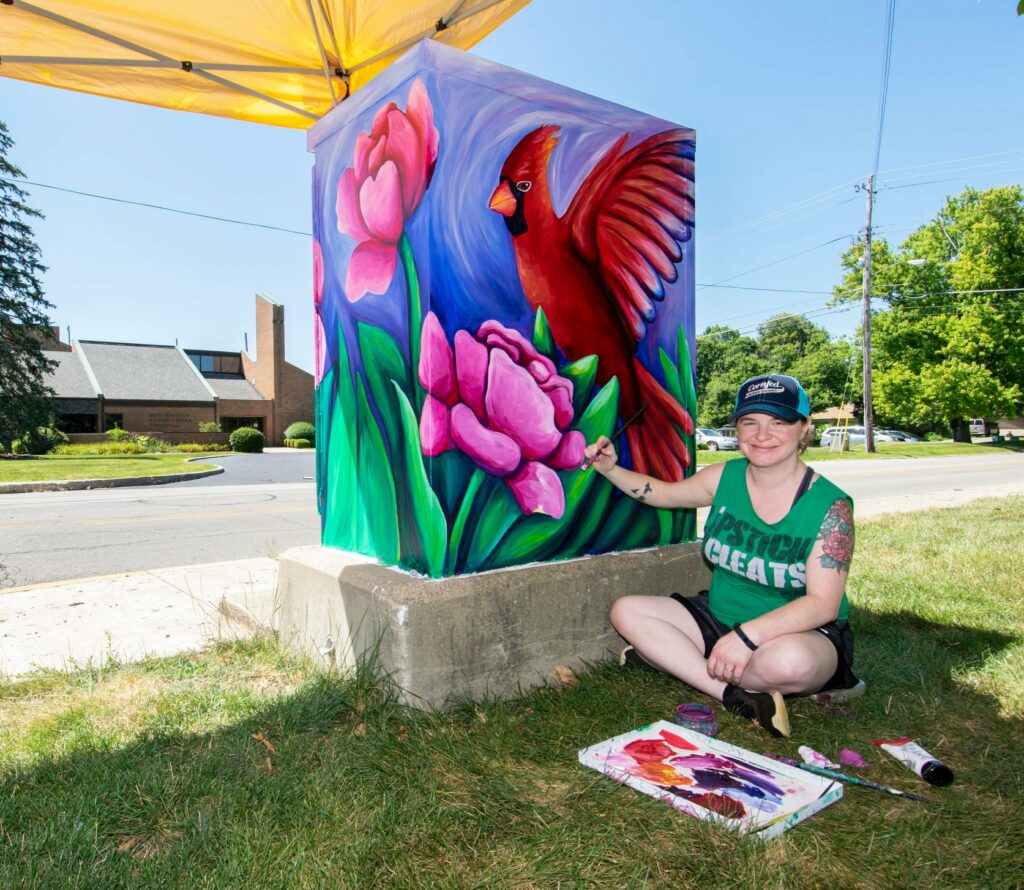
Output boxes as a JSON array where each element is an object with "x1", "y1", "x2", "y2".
[{"x1": 1, "y1": 0, "x2": 1021, "y2": 373}]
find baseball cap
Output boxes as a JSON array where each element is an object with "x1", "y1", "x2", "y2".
[{"x1": 732, "y1": 374, "x2": 810, "y2": 422}]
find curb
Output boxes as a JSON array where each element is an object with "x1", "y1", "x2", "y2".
[{"x1": 0, "y1": 464, "x2": 224, "y2": 495}]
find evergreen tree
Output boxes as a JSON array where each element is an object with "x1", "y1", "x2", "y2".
[{"x1": 0, "y1": 120, "x2": 56, "y2": 449}]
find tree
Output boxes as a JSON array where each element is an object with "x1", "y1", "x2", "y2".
[
  {"x1": 694, "y1": 317, "x2": 857, "y2": 427},
  {"x1": 0, "y1": 120, "x2": 56, "y2": 449},
  {"x1": 833, "y1": 186, "x2": 1024, "y2": 440}
]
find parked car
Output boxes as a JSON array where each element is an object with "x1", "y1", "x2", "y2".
[
  {"x1": 695, "y1": 427, "x2": 738, "y2": 451},
  {"x1": 880, "y1": 429, "x2": 922, "y2": 442},
  {"x1": 819, "y1": 426, "x2": 896, "y2": 447},
  {"x1": 968, "y1": 418, "x2": 998, "y2": 437}
]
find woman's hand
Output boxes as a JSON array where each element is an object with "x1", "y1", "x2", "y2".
[
  {"x1": 707, "y1": 631, "x2": 755, "y2": 686},
  {"x1": 583, "y1": 435, "x2": 618, "y2": 474}
]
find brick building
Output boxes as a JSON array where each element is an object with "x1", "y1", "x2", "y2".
[{"x1": 42, "y1": 294, "x2": 313, "y2": 445}]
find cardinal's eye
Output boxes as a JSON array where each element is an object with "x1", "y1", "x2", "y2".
[{"x1": 515, "y1": 180, "x2": 532, "y2": 192}]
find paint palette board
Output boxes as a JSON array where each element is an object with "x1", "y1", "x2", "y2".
[{"x1": 578, "y1": 721, "x2": 842, "y2": 840}]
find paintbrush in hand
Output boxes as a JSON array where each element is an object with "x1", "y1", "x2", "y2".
[{"x1": 581, "y1": 404, "x2": 648, "y2": 472}]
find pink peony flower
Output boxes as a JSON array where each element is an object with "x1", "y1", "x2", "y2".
[
  {"x1": 335, "y1": 79, "x2": 439, "y2": 302},
  {"x1": 418, "y1": 313, "x2": 585, "y2": 519},
  {"x1": 313, "y1": 239, "x2": 327, "y2": 386}
]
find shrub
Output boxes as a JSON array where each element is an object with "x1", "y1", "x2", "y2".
[
  {"x1": 52, "y1": 442, "x2": 147, "y2": 455},
  {"x1": 131, "y1": 434, "x2": 172, "y2": 453},
  {"x1": 283, "y1": 437, "x2": 313, "y2": 449},
  {"x1": 198, "y1": 421, "x2": 222, "y2": 433},
  {"x1": 924, "y1": 431, "x2": 947, "y2": 442},
  {"x1": 19, "y1": 426, "x2": 69, "y2": 455},
  {"x1": 176, "y1": 443, "x2": 231, "y2": 453},
  {"x1": 106, "y1": 426, "x2": 129, "y2": 443},
  {"x1": 283, "y1": 421, "x2": 315, "y2": 443},
  {"x1": 229, "y1": 426, "x2": 264, "y2": 453}
]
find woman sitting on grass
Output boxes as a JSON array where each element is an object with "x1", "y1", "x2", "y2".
[{"x1": 584, "y1": 374, "x2": 862, "y2": 737}]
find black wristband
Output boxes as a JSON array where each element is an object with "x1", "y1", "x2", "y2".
[{"x1": 732, "y1": 623, "x2": 759, "y2": 652}]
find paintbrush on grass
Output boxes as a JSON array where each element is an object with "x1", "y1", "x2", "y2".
[
  {"x1": 765, "y1": 754, "x2": 932, "y2": 803},
  {"x1": 581, "y1": 404, "x2": 648, "y2": 471}
]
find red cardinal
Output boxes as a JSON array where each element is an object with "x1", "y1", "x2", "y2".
[{"x1": 489, "y1": 126, "x2": 696, "y2": 480}]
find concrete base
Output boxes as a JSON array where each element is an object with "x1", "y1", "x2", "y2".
[{"x1": 276, "y1": 543, "x2": 711, "y2": 709}]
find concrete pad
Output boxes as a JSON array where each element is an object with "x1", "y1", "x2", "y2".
[
  {"x1": 0, "y1": 557, "x2": 277, "y2": 678},
  {"x1": 276, "y1": 543, "x2": 712, "y2": 709}
]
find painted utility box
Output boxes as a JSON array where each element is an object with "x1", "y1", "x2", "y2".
[{"x1": 309, "y1": 40, "x2": 696, "y2": 578}]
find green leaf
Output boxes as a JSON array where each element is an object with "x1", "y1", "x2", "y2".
[
  {"x1": 392, "y1": 383, "x2": 447, "y2": 577},
  {"x1": 483, "y1": 377, "x2": 620, "y2": 569},
  {"x1": 591, "y1": 495, "x2": 639, "y2": 552},
  {"x1": 676, "y1": 325, "x2": 697, "y2": 418},
  {"x1": 315, "y1": 363, "x2": 335, "y2": 517},
  {"x1": 323, "y1": 325, "x2": 366, "y2": 553},
  {"x1": 532, "y1": 306, "x2": 556, "y2": 359},
  {"x1": 445, "y1": 467, "x2": 487, "y2": 575},
  {"x1": 464, "y1": 481, "x2": 519, "y2": 572},
  {"x1": 659, "y1": 347, "x2": 685, "y2": 407},
  {"x1": 356, "y1": 374, "x2": 400, "y2": 564},
  {"x1": 358, "y1": 322, "x2": 411, "y2": 455},
  {"x1": 560, "y1": 354, "x2": 599, "y2": 421}
]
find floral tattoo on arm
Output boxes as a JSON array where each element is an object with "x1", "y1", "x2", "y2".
[
  {"x1": 630, "y1": 482, "x2": 653, "y2": 503},
  {"x1": 818, "y1": 498, "x2": 854, "y2": 573}
]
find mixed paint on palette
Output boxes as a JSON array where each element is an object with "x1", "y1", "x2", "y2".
[
  {"x1": 578, "y1": 721, "x2": 842, "y2": 839},
  {"x1": 310, "y1": 41, "x2": 697, "y2": 577}
]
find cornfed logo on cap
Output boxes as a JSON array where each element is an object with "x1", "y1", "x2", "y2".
[{"x1": 744, "y1": 378, "x2": 786, "y2": 399}]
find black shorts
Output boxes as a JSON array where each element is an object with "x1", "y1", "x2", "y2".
[{"x1": 669, "y1": 591, "x2": 859, "y2": 694}]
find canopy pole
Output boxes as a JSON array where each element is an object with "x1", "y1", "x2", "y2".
[
  {"x1": 303, "y1": 0, "x2": 339, "y2": 106},
  {"x1": 2, "y1": 57, "x2": 326, "y2": 75},
  {"x1": 9, "y1": 0, "x2": 318, "y2": 121}
]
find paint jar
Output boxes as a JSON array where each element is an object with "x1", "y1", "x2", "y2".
[{"x1": 674, "y1": 703, "x2": 719, "y2": 737}]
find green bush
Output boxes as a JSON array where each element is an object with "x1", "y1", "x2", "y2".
[
  {"x1": 106, "y1": 426, "x2": 129, "y2": 443},
  {"x1": 52, "y1": 442, "x2": 147, "y2": 455},
  {"x1": 131, "y1": 434, "x2": 172, "y2": 453},
  {"x1": 229, "y1": 426, "x2": 264, "y2": 453},
  {"x1": 198, "y1": 421, "x2": 222, "y2": 433},
  {"x1": 283, "y1": 437, "x2": 313, "y2": 449},
  {"x1": 283, "y1": 421, "x2": 315, "y2": 443},
  {"x1": 176, "y1": 443, "x2": 231, "y2": 453},
  {"x1": 19, "y1": 426, "x2": 69, "y2": 455}
]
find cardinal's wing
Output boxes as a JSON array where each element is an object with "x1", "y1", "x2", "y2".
[{"x1": 566, "y1": 129, "x2": 694, "y2": 340}]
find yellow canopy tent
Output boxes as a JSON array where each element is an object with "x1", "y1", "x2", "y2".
[{"x1": 0, "y1": 0, "x2": 532, "y2": 128}]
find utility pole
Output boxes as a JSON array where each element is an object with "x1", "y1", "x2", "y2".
[{"x1": 861, "y1": 173, "x2": 875, "y2": 453}]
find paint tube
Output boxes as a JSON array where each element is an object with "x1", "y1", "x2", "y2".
[{"x1": 873, "y1": 737, "x2": 954, "y2": 787}]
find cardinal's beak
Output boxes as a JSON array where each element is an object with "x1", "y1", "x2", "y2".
[{"x1": 488, "y1": 181, "x2": 517, "y2": 217}]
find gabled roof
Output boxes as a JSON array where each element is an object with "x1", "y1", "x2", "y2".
[
  {"x1": 76, "y1": 341, "x2": 214, "y2": 402},
  {"x1": 43, "y1": 351, "x2": 98, "y2": 399}
]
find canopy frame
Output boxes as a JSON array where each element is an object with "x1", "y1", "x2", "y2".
[{"x1": 2, "y1": 0, "x2": 520, "y2": 125}]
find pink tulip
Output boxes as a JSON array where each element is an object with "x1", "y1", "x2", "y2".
[
  {"x1": 313, "y1": 239, "x2": 326, "y2": 385},
  {"x1": 418, "y1": 313, "x2": 585, "y2": 519},
  {"x1": 335, "y1": 79, "x2": 439, "y2": 302}
]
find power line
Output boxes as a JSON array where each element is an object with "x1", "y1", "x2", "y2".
[
  {"x1": 1, "y1": 177, "x2": 313, "y2": 237},
  {"x1": 880, "y1": 166, "x2": 1024, "y2": 192},
  {"x1": 872, "y1": 0, "x2": 897, "y2": 177},
  {"x1": 876, "y1": 147, "x2": 1024, "y2": 177},
  {"x1": 697, "y1": 234, "x2": 852, "y2": 290},
  {"x1": 880, "y1": 157, "x2": 1024, "y2": 185}
]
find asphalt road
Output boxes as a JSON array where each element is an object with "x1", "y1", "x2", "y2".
[
  {"x1": 175, "y1": 451, "x2": 316, "y2": 487},
  {"x1": 1, "y1": 451, "x2": 1021, "y2": 589}
]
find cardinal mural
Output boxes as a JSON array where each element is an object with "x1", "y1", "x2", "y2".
[
  {"x1": 489, "y1": 126, "x2": 696, "y2": 480},
  {"x1": 312, "y1": 41, "x2": 697, "y2": 576}
]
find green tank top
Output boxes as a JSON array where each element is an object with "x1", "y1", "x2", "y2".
[{"x1": 703, "y1": 458, "x2": 852, "y2": 628}]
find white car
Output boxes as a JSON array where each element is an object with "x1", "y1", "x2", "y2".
[
  {"x1": 696, "y1": 427, "x2": 738, "y2": 451},
  {"x1": 819, "y1": 426, "x2": 896, "y2": 447}
]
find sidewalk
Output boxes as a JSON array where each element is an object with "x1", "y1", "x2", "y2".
[{"x1": 0, "y1": 558, "x2": 277, "y2": 679}]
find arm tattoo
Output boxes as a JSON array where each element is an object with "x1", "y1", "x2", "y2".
[
  {"x1": 629, "y1": 482, "x2": 653, "y2": 503},
  {"x1": 817, "y1": 498, "x2": 854, "y2": 573}
]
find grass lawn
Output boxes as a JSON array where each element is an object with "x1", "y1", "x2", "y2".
[
  {"x1": 1, "y1": 497, "x2": 1022, "y2": 887},
  {"x1": 698, "y1": 439, "x2": 1024, "y2": 464},
  {"x1": 0, "y1": 454, "x2": 222, "y2": 483}
]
